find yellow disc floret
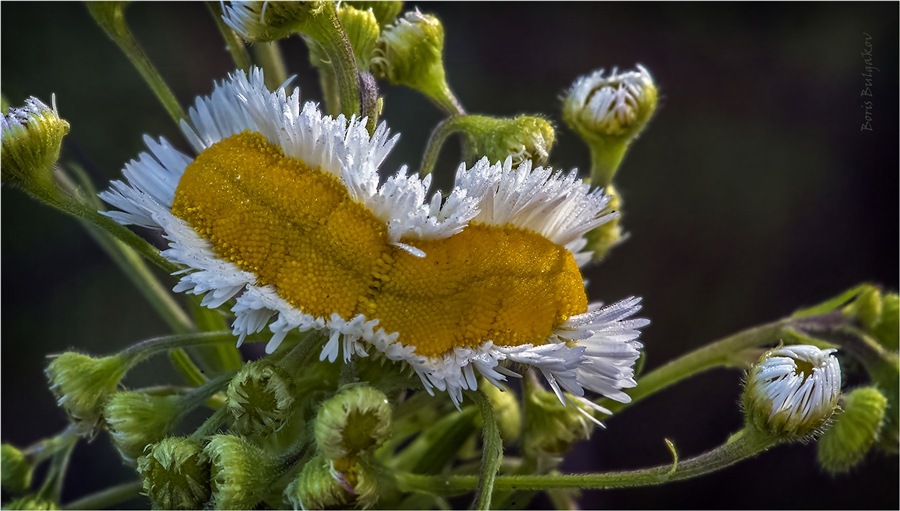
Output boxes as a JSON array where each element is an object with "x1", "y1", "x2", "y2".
[{"x1": 172, "y1": 131, "x2": 588, "y2": 358}]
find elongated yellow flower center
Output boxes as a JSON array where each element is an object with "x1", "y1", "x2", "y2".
[{"x1": 171, "y1": 131, "x2": 587, "y2": 357}]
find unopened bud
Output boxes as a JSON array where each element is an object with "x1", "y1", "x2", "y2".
[
  {"x1": 205, "y1": 434, "x2": 277, "y2": 510},
  {"x1": 137, "y1": 437, "x2": 211, "y2": 510},
  {"x1": 227, "y1": 360, "x2": 296, "y2": 437},
  {"x1": 523, "y1": 384, "x2": 595, "y2": 460},
  {"x1": 1, "y1": 96, "x2": 69, "y2": 194},
  {"x1": 1, "y1": 495, "x2": 58, "y2": 510},
  {"x1": 480, "y1": 382, "x2": 521, "y2": 443},
  {"x1": 104, "y1": 392, "x2": 181, "y2": 462},
  {"x1": 372, "y1": 11, "x2": 460, "y2": 113},
  {"x1": 461, "y1": 115, "x2": 555, "y2": 168},
  {"x1": 844, "y1": 286, "x2": 884, "y2": 331},
  {"x1": 284, "y1": 454, "x2": 380, "y2": 510},
  {"x1": 346, "y1": 1, "x2": 403, "y2": 27},
  {"x1": 314, "y1": 385, "x2": 392, "y2": 460},
  {"x1": 338, "y1": 5, "x2": 380, "y2": 71},
  {"x1": 222, "y1": 1, "x2": 328, "y2": 43},
  {"x1": 45, "y1": 352, "x2": 130, "y2": 431},
  {"x1": 1, "y1": 444, "x2": 33, "y2": 494},
  {"x1": 743, "y1": 345, "x2": 842, "y2": 440},
  {"x1": 583, "y1": 184, "x2": 624, "y2": 261},
  {"x1": 871, "y1": 292, "x2": 899, "y2": 352},
  {"x1": 817, "y1": 387, "x2": 888, "y2": 474}
]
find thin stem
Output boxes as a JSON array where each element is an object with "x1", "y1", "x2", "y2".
[
  {"x1": 466, "y1": 390, "x2": 502, "y2": 510},
  {"x1": 191, "y1": 406, "x2": 230, "y2": 440},
  {"x1": 36, "y1": 438, "x2": 76, "y2": 503},
  {"x1": 304, "y1": 2, "x2": 361, "y2": 118},
  {"x1": 598, "y1": 319, "x2": 791, "y2": 415},
  {"x1": 397, "y1": 427, "x2": 776, "y2": 495},
  {"x1": 419, "y1": 116, "x2": 466, "y2": 178},
  {"x1": 176, "y1": 372, "x2": 235, "y2": 419},
  {"x1": 170, "y1": 349, "x2": 209, "y2": 387},
  {"x1": 588, "y1": 140, "x2": 629, "y2": 189},
  {"x1": 252, "y1": 41, "x2": 289, "y2": 92},
  {"x1": 206, "y1": 1, "x2": 252, "y2": 72},
  {"x1": 65, "y1": 480, "x2": 143, "y2": 510},
  {"x1": 120, "y1": 331, "x2": 241, "y2": 365},
  {"x1": 86, "y1": 3, "x2": 186, "y2": 125},
  {"x1": 428, "y1": 81, "x2": 466, "y2": 117}
]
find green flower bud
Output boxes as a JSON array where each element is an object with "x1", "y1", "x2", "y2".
[
  {"x1": 743, "y1": 345, "x2": 842, "y2": 440},
  {"x1": 222, "y1": 1, "x2": 329, "y2": 43},
  {"x1": 205, "y1": 434, "x2": 277, "y2": 510},
  {"x1": 346, "y1": 1, "x2": 403, "y2": 27},
  {"x1": 817, "y1": 387, "x2": 888, "y2": 474},
  {"x1": 137, "y1": 437, "x2": 211, "y2": 510},
  {"x1": 1, "y1": 444, "x2": 33, "y2": 494},
  {"x1": 1, "y1": 96, "x2": 69, "y2": 194},
  {"x1": 227, "y1": 360, "x2": 295, "y2": 437},
  {"x1": 45, "y1": 352, "x2": 130, "y2": 431},
  {"x1": 871, "y1": 293, "x2": 899, "y2": 352},
  {"x1": 523, "y1": 385, "x2": 595, "y2": 460},
  {"x1": 461, "y1": 115, "x2": 555, "y2": 168},
  {"x1": 372, "y1": 11, "x2": 461, "y2": 113},
  {"x1": 338, "y1": 5, "x2": 380, "y2": 71},
  {"x1": 844, "y1": 286, "x2": 883, "y2": 331},
  {"x1": 104, "y1": 392, "x2": 182, "y2": 462},
  {"x1": 1, "y1": 495, "x2": 57, "y2": 510},
  {"x1": 583, "y1": 184, "x2": 624, "y2": 261},
  {"x1": 563, "y1": 66, "x2": 658, "y2": 188},
  {"x1": 284, "y1": 454, "x2": 380, "y2": 510},
  {"x1": 480, "y1": 382, "x2": 521, "y2": 443},
  {"x1": 314, "y1": 385, "x2": 392, "y2": 460}
]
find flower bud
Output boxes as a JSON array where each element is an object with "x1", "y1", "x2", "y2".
[
  {"x1": 817, "y1": 387, "x2": 888, "y2": 474},
  {"x1": 284, "y1": 454, "x2": 380, "y2": 510},
  {"x1": 137, "y1": 437, "x2": 211, "y2": 510},
  {"x1": 346, "y1": 1, "x2": 403, "y2": 27},
  {"x1": 45, "y1": 352, "x2": 130, "y2": 431},
  {"x1": 222, "y1": 1, "x2": 328, "y2": 43},
  {"x1": 104, "y1": 392, "x2": 181, "y2": 462},
  {"x1": 227, "y1": 360, "x2": 295, "y2": 437},
  {"x1": 1, "y1": 444, "x2": 33, "y2": 494},
  {"x1": 844, "y1": 286, "x2": 883, "y2": 331},
  {"x1": 563, "y1": 66, "x2": 657, "y2": 142},
  {"x1": 1, "y1": 96, "x2": 69, "y2": 193},
  {"x1": 314, "y1": 385, "x2": 392, "y2": 460},
  {"x1": 523, "y1": 384, "x2": 595, "y2": 460},
  {"x1": 461, "y1": 115, "x2": 555, "y2": 168},
  {"x1": 583, "y1": 184, "x2": 624, "y2": 261},
  {"x1": 338, "y1": 5, "x2": 380, "y2": 71},
  {"x1": 743, "y1": 345, "x2": 842, "y2": 440},
  {"x1": 480, "y1": 382, "x2": 521, "y2": 443},
  {"x1": 563, "y1": 66, "x2": 657, "y2": 188},
  {"x1": 205, "y1": 434, "x2": 277, "y2": 510},
  {"x1": 1, "y1": 495, "x2": 58, "y2": 510},
  {"x1": 372, "y1": 11, "x2": 460, "y2": 113},
  {"x1": 871, "y1": 292, "x2": 899, "y2": 352}
]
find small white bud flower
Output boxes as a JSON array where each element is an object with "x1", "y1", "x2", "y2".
[
  {"x1": 1, "y1": 96, "x2": 69, "y2": 193},
  {"x1": 743, "y1": 345, "x2": 842, "y2": 440},
  {"x1": 563, "y1": 66, "x2": 658, "y2": 141}
]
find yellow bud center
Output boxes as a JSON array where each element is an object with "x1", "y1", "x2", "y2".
[{"x1": 172, "y1": 131, "x2": 587, "y2": 357}]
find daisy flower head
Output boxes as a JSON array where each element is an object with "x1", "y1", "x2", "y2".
[{"x1": 99, "y1": 68, "x2": 648, "y2": 408}]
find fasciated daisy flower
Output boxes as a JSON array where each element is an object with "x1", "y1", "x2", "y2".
[{"x1": 99, "y1": 68, "x2": 648, "y2": 409}]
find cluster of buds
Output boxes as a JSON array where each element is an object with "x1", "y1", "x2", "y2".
[
  {"x1": 45, "y1": 352, "x2": 131, "y2": 432},
  {"x1": 285, "y1": 385, "x2": 392, "y2": 509}
]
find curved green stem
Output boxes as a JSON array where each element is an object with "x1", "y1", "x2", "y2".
[
  {"x1": 467, "y1": 390, "x2": 502, "y2": 510},
  {"x1": 303, "y1": 2, "x2": 361, "y2": 118},
  {"x1": 65, "y1": 480, "x2": 143, "y2": 510},
  {"x1": 120, "y1": 331, "x2": 241, "y2": 366},
  {"x1": 419, "y1": 116, "x2": 466, "y2": 178},
  {"x1": 206, "y1": 1, "x2": 252, "y2": 72},
  {"x1": 191, "y1": 406, "x2": 231, "y2": 440},
  {"x1": 397, "y1": 427, "x2": 776, "y2": 496},
  {"x1": 252, "y1": 41, "x2": 289, "y2": 92},
  {"x1": 86, "y1": 3, "x2": 186, "y2": 125}
]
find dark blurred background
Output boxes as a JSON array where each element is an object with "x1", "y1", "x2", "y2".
[{"x1": 2, "y1": 2, "x2": 897, "y2": 509}]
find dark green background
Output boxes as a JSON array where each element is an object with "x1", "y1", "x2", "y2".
[{"x1": 2, "y1": 2, "x2": 897, "y2": 509}]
